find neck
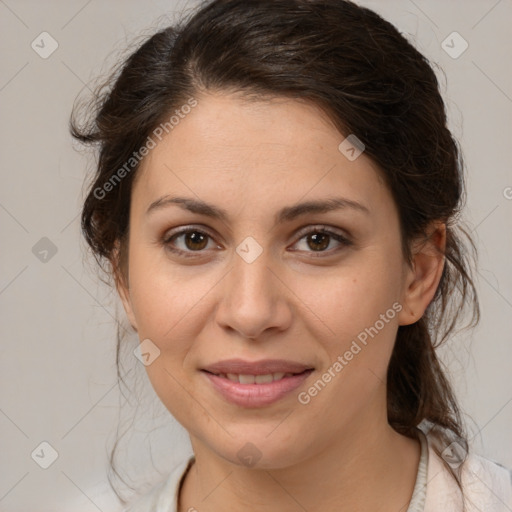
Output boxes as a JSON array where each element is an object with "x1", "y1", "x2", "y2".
[{"x1": 179, "y1": 409, "x2": 420, "y2": 512}]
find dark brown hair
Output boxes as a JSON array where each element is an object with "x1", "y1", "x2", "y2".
[{"x1": 71, "y1": 0, "x2": 479, "y2": 504}]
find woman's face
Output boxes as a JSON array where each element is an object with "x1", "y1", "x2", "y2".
[{"x1": 117, "y1": 92, "x2": 433, "y2": 468}]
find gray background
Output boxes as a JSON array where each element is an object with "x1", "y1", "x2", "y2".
[{"x1": 1, "y1": 0, "x2": 511, "y2": 510}]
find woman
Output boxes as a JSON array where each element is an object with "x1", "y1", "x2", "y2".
[{"x1": 70, "y1": 0, "x2": 512, "y2": 511}]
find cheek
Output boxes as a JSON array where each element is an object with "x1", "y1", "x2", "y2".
[
  {"x1": 305, "y1": 251, "x2": 404, "y2": 398},
  {"x1": 127, "y1": 244, "x2": 204, "y2": 338},
  {"x1": 126, "y1": 250, "x2": 207, "y2": 417},
  {"x1": 298, "y1": 275, "x2": 402, "y2": 426},
  {"x1": 314, "y1": 256, "x2": 402, "y2": 340}
]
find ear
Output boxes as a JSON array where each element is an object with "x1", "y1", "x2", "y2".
[
  {"x1": 397, "y1": 222, "x2": 446, "y2": 326},
  {"x1": 112, "y1": 240, "x2": 138, "y2": 332}
]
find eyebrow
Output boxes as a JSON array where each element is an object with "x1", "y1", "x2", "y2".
[{"x1": 145, "y1": 195, "x2": 370, "y2": 224}]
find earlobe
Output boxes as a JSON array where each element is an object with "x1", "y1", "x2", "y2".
[{"x1": 398, "y1": 223, "x2": 446, "y2": 326}]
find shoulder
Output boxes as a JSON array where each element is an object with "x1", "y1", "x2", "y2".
[
  {"x1": 424, "y1": 434, "x2": 512, "y2": 512},
  {"x1": 461, "y1": 451, "x2": 512, "y2": 510},
  {"x1": 123, "y1": 456, "x2": 195, "y2": 512}
]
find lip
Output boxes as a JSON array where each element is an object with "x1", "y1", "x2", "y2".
[
  {"x1": 202, "y1": 358, "x2": 313, "y2": 375},
  {"x1": 201, "y1": 359, "x2": 314, "y2": 408}
]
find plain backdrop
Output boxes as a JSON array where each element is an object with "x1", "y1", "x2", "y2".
[{"x1": 1, "y1": 0, "x2": 511, "y2": 510}]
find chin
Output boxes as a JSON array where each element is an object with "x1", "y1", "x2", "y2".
[{"x1": 211, "y1": 432, "x2": 308, "y2": 470}]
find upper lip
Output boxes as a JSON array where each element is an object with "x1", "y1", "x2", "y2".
[{"x1": 202, "y1": 359, "x2": 314, "y2": 376}]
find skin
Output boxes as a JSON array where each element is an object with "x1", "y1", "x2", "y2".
[{"x1": 115, "y1": 92, "x2": 446, "y2": 512}]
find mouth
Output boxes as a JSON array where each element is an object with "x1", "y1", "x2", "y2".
[
  {"x1": 201, "y1": 358, "x2": 314, "y2": 376},
  {"x1": 200, "y1": 359, "x2": 314, "y2": 407},
  {"x1": 202, "y1": 369, "x2": 311, "y2": 384}
]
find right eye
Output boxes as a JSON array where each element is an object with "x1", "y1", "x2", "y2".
[{"x1": 162, "y1": 227, "x2": 220, "y2": 258}]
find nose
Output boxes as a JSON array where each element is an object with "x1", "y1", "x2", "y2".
[{"x1": 215, "y1": 243, "x2": 292, "y2": 340}]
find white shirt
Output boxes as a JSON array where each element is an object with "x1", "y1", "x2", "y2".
[{"x1": 124, "y1": 431, "x2": 512, "y2": 512}]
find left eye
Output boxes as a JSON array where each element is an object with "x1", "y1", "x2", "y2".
[
  {"x1": 292, "y1": 228, "x2": 352, "y2": 255},
  {"x1": 163, "y1": 226, "x2": 352, "y2": 258}
]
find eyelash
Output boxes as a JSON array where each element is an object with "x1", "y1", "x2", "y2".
[{"x1": 162, "y1": 225, "x2": 353, "y2": 259}]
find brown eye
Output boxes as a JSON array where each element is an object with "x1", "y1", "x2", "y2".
[
  {"x1": 306, "y1": 232, "x2": 330, "y2": 251},
  {"x1": 181, "y1": 231, "x2": 209, "y2": 251},
  {"x1": 292, "y1": 226, "x2": 353, "y2": 256},
  {"x1": 163, "y1": 228, "x2": 216, "y2": 258}
]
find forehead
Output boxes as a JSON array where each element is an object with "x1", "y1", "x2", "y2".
[{"x1": 132, "y1": 92, "x2": 389, "y2": 219}]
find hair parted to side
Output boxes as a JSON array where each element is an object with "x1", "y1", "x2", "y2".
[{"x1": 70, "y1": 0, "x2": 479, "y2": 505}]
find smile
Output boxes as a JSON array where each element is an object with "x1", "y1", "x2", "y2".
[
  {"x1": 201, "y1": 369, "x2": 314, "y2": 407},
  {"x1": 211, "y1": 372, "x2": 295, "y2": 384}
]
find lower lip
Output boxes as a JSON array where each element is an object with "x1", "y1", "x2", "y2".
[{"x1": 202, "y1": 370, "x2": 313, "y2": 408}]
